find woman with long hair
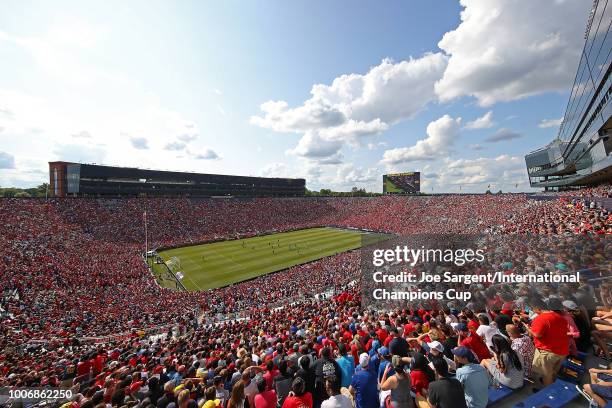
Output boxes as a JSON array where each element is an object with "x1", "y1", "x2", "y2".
[
  {"x1": 228, "y1": 380, "x2": 246, "y2": 408},
  {"x1": 481, "y1": 334, "x2": 524, "y2": 389},
  {"x1": 409, "y1": 353, "x2": 434, "y2": 397}
]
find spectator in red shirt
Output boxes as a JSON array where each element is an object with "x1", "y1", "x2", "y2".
[
  {"x1": 376, "y1": 325, "x2": 388, "y2": 345},
  {"x1": 457, "y1": 323, "x2": 491, "y2": 362},
  {"x1": 409, "y1": 353, "x2": 433, "y2": 398},
  {"x1": 263, "y1": 360, "x2": 279, "y2": 391},
  {"x1": 341, "y1": 325, "x2": 353, "y2": 342},
  {"x1": 254, "y1": 376, "x2": 278, "y2": 408},
  {"x1": 76, "y1": 357, "x2": 92, "y2": 378},
  {"x1": 282, "y1": 377, "x2": 313, "y2": 408},
  {"x1": 528, "y1": 298, "x2": 570, "y2": 386}
]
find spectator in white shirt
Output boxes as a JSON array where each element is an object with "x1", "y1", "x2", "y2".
[
  {"x1": 426, "y1": 341, "x2": 456, "y2": 373},
  {"x1": 321, "y1": 377, "x2": 352, "y2": 408},
  {"x1": 476, "y1": 314, "x2": 503, "y2": 351}
]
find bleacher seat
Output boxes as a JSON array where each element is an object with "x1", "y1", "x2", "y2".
[
  {"x1": 558, "y1": 365, "x2": 583, "y2": 384},
  {"x1": 512, "y1": 379, "x2": 579, "y2": 408},
  {"x1": 558, "y1": 352, "x2": 589, "y2": 384},
  {"x1": 565, "y1": 356, "x2": 586, "y2": 371},
  {"x1": 488, "y1": 384, "x2": 516, "y2": 407}
]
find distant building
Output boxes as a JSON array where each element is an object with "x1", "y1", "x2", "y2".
[
  {"x1": 525, "y1": 0, "x2": 612, "y2": 190},
  {"x1": 48, "y1": 162, "x2": 305, "y2": 197}
]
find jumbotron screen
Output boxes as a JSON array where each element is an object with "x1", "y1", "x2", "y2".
[{"x1": 383, "y1": 172, "x2": 420, "y2": 194}]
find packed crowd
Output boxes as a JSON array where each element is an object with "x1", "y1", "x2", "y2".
[
  {"x1": 1, "y1": 287, "x2": 610, "y2": 408},
  {"x1": 48, "y1": 195, "x2": 531, "y2": 248},
  {"x1": 554, "y1": 183, "x2": 612, "y2": 198},
  {"x1": 501, "y1": 196, "x2": 611, "y2": 235},
  {"x1": 0, "y1": 191, "x2": 610, "y2": 407},
  {"x1": 0, "y1": 200, "x2": 203, "y2": 347}
]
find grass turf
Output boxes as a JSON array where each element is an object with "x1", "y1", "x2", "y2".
[{"x1": 150, "y1": 227, "x2": 389, "y2": 291}]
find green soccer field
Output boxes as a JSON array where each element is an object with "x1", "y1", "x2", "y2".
[{"x1": 150, "y1": 227, "x2": 390, "y2": 291}]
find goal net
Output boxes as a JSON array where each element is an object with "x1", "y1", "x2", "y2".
[{"x1": 165, "y1": 256, "x2": 182, "y2": 273}]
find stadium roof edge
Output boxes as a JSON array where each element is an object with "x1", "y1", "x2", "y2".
[{"x1": 48, "y1": 161, "x2": 305, "y2": 181}]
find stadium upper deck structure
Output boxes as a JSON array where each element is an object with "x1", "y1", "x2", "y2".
[
  {"x1": 525, "y1": 0, "x2": 612, "y2": 190},
  {"x1": 48, "y1": 162, "x2": 305, "y2": 197}
]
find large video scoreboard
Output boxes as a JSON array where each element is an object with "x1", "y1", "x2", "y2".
[{"x1": 383, "y1": 172, "x2": 420, "y2": 194}]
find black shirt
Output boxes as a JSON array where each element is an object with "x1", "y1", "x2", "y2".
[
  {"x1": 428, "y1": 378, "x2": 467, "y2": 408},
  {"x1": 575, "y1": 290, "x2": 596, "y2": 317},
  {"x1": 443, "y1": 336, "x2": 458, "y2": 360},
  {"x1": 295, "y1": 367, "x2": 316, "y2": 397},
  {"x1": 389, "y1": 336, "x2": 409, "y2": 357},
  {"x1": 312, "y1": 358, "x2": 341, "y2": 404},
  {"x1": 494, "y1": 313, "x2": 512, "y2": 336},
  {"x1": 274, "y1": 373, "x2": 293, "y2": 406}
]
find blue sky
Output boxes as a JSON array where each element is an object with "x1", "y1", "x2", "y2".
[{"x1": 0, "y1": 0, "x2": 592, "y2": 192}]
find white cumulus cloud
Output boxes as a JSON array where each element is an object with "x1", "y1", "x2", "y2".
[
  {"x1": 53, "y1": 143, "x2": 106, "y2": 164},
  {"x1": 286, "y1": 132, "x2": 344, "y2": 161},
  {"x1": 381, "y1": 115, "x2": 461, "y2": 164},
  {"x1": 435, "y1": 0, "x2": 589, "y2": 106},
  {"x1": 465, "y1": 111, "x2": 494, "y2": 129},
  {"x1": 252, "y1": 53, "x2": 448, "y2": 160},
  {"x1": 538, "y1": 117, "x2": 564, "y2": 128},
  {"x1": 333, "y1": 164, "x2": 379, "y2": 185},
  {"x1": 434, "y1": 155, "x2": 528, "y2": 191},
  {"x1": 260, "y1": 162, "x2": 289, "y2": 178}
]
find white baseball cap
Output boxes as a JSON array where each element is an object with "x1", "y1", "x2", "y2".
[
  {"x1": 427, "y1": 341, "x2": 444, "y2": 353},
  {"x1": 359, "y1": 353, "x2": 370, "y2": 368}
]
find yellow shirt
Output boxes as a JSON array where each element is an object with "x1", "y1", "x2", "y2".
[{"x1": 201, "y1": 399, "x2": 221, "y2": 408}]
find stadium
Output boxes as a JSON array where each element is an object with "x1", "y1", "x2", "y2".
[
  {"x1": 525, "y1": 0, "x2": 612, "y2": 190},
  {"x1": 1, "y1": 1, "x2": 612, "y2": 408},
  {"x1": 1, "y1": 179, "x2": 611, "y2": 407}
]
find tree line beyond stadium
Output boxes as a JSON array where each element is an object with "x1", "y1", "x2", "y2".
[{"x1": 48, "y1": 162, "x2": 305, "y2": 197}]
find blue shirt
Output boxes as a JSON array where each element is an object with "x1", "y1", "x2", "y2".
[
  {"x1": 351, "y1": 369, "x2": 378, "y2": 408},
  {"x1": 369, "y1": 353, "x2": 380, "y2": 373},
  {"x1": 336, "y1": 355, "x2": 355, "y2": 388},
  {"x1": 456, "y1": 363, "x2": 489, "y2": 408},
  {"x1": 377, "y1": 360, "x2": 395, "y2": 382}
]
